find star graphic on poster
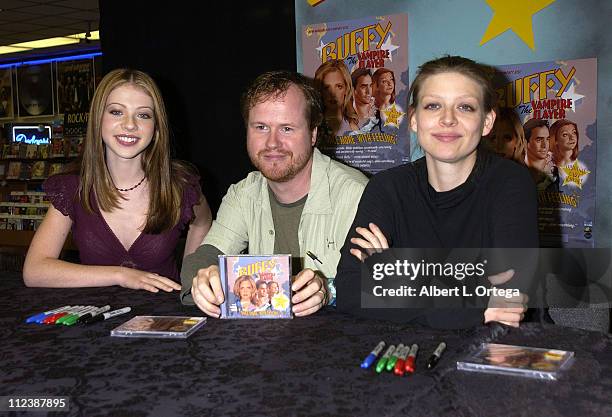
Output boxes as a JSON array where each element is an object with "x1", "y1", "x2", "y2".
[
  {"x1": 561, "y1": 162, "x2": 590, "y2": 189},
  {"x1": 316, "y1": 39, "x2": 326, "y2": 59},
  {"x1": 561, "y1": 83, "x2": 585, "y2": 113},
  {"x1": 480, "y1": 0, "x2": 556, "y2": 50},
  {"x1": 272, "y1": 293, "x2": 290, "y2": 311},
  {"x1": 381, "y1": 103, "x2": 405, "y2": 128},
  {"x1": 380, "y1": 34, "x2": 399, "y2": 62}
]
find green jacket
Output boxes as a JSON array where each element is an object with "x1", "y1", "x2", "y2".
[{"x1": 182, "y1": 148, "x2": 367, "y2": 304}]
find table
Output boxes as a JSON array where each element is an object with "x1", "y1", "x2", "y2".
[{"x1": 1, "y1": 272, "x2": 611, "y2": 417}]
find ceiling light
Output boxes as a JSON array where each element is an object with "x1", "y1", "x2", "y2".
[
  {"x1": 0, "y1": 31, "x2": 100, "y2": 55},
  {"x1": 0, "y1": 45, "x2": 32, "y2": 54},
  {"x1": 13, "y1": 37, "x2": 80, "y2": 49}
]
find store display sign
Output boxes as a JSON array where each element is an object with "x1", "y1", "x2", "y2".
[
  {"x1": 12, "y1": 125, "x2": 52, "y2": 145},
  {"x1": 63, "y1": 111, "x2": 89, "y2": 136}
]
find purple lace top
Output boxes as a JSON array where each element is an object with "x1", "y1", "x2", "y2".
[{"x1": 43, "y1": 174, "x2": 201, "y2": 280}]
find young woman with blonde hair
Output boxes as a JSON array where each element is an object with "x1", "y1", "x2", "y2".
[{"x1": 314, "y1": 59, "x2": 359, "y2": 135}]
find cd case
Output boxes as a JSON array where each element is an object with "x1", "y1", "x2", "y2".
[
  {"x1": 457, "y1": 343, "x2": 575, "y2": 380},
  {"x1": 219, "y1": 254, "x2": 293, "y2": 319},
  {"x1": 110, "y1": 316, "x2": 207, "y2": 339}
]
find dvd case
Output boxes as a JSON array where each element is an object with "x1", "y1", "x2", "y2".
[
  {"x1": 457, "y1": 343, "x2": 574, "y2": 380},
  {"x1": 110, "y1": 316, "x2": 207, "y2": 339},
  {"x1": 219, "y1": 254, "x2": 293, "y2": 319}
]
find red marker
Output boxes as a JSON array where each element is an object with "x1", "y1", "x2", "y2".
[
  {"x1": 41, "y1": 306, "x2": 82, "y2": 325},
  {"x1": 43, "y1": 311, "x2": 69, "y2": 324},
  {"x1": 404, "y1": 344, "x2": 419, "y2": 373},
  {"x1": 393, "y1": 345, "x2": 409, "y2": 376}
]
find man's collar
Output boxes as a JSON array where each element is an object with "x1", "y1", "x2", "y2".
[
  {"x1": 302, "y1": 148, "x2": 333, "y2": 214},
  {"x1": 260, "y1": 148, "x2": 333, "y2": 215}
]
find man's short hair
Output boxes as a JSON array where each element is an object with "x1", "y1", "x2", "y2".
[
  {"x1": 240, "y1": 70, "x2": 323, "y2": 131},
  {"x1": 523, "y1": 118, "x2": 549, "y2": 142},
  {"x1": 351, "y1": 68, "x2": 372, "y2": 88}
]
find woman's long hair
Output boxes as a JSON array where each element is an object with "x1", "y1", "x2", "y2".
[
  {"x1": 550, "y1": 119, "x2": 579, "y2": 165},
  {"x1": 372, "y1": 67, "x2": 396, "y2": 106},
  {"x1": 79, "y1": 68, "x2": 196, "y2": 234},
  {"x1": 314, "y1": 60, "x2": 359, "y2": 127}
]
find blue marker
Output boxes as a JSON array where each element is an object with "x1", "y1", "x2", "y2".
[
  {"x1": 36, "y1": 306, "x2": 74, "y2": 324},
  {"x1": 361, "y1": 341, "x2": 385, "y2": 369},
  {"x1": 25, "y1": 306, "x2": 70, "y2": 323}
]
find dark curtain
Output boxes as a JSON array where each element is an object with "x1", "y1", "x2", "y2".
[{"x1": 99, "y1": 0, "x2": 296, "y2": 211}]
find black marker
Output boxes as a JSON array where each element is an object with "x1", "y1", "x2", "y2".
[
  {"x1": 77, "y1": 305, "x2": 111, "y2": 324},
  {"x1": 426, "y1": 342, "x2": 447, "y2": 369},
  {"x1": 83, "y1": 307, "x2": 131, "y2": 324},
  {"x1": 306, "y1": 250, "x2": 323, "y2": 265}
]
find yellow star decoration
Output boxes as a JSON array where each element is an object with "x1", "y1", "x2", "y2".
[
  {"x1": 561, "y1": 162, "x2": 590, "y2": 189},
  {"x1": 272, "y1": 293, "x2": 290, "y2": 311},
  {"x1": 381, "y1": 103, "x2": 405, "y2": 128},
  {"x1": 480, "y1": 0, "x2": 556, "y2": 50}
]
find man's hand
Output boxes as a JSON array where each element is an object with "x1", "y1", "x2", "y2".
[
  {"x1": 484, "y1": 269, "x2": 529, "y2": 327},
  {"x1": 291, "y1": 268, "x2": 327, "y2": 317},
  {"x1": 191, "y1": 265, "x2": 225, "y2": 317}
]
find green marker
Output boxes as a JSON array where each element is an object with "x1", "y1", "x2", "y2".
[
  {"x1": 376, "y1": 345, "x2": 396, "y2": 373},
  {"x1": 55, "y1": 306, "x2": 84, "y2": 325},
  {"x1": 61, "y1": 306, "x2": 96, "y2": 326},
  {"x1": 55, "y1": 315, "x2": 72, "y2": 325},
  {"x1": 386, "y1": 343, "x2": 404, "y2": 372},
  {"x1": 63, "y1": 313, "x2": 86, "y2": 326}
]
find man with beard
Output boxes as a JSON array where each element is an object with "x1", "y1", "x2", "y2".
[{"x1": 180, "y1": 71, "x2": 367, "y2": 317}]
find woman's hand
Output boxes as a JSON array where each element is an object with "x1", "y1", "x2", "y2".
[
  {"x1": 349, "y1": 222, "x2": 389, "y2": 262},
  {"x1": 116, "y1": 267, "x2": 181, "y2": 293},
  {"x1": 483, "y1": 269, "x2": 528, "y2": 327}
]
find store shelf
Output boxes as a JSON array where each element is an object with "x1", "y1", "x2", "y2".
[{"x1": 0, "y1": 230, "x2": 76, "y2": 250}]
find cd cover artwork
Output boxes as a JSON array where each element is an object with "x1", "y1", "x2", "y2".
[
  {"x1": 110, "y1": 316, "x2": 207, "y2": 339},
  {"x1": 457, "y1": 343, "x2": 575, "y2": 380},
  {"x1": 219, "y1": 254, "x2": 292, "y2": 319}
]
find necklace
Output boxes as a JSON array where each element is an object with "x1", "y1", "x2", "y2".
[{"x1": 115, "y1": 176, "x2": 146, "y2": 192}]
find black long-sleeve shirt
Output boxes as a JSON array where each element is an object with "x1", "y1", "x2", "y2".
[{"x1": 335, "y1": 149, "x2": 539, "y2": 329}]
